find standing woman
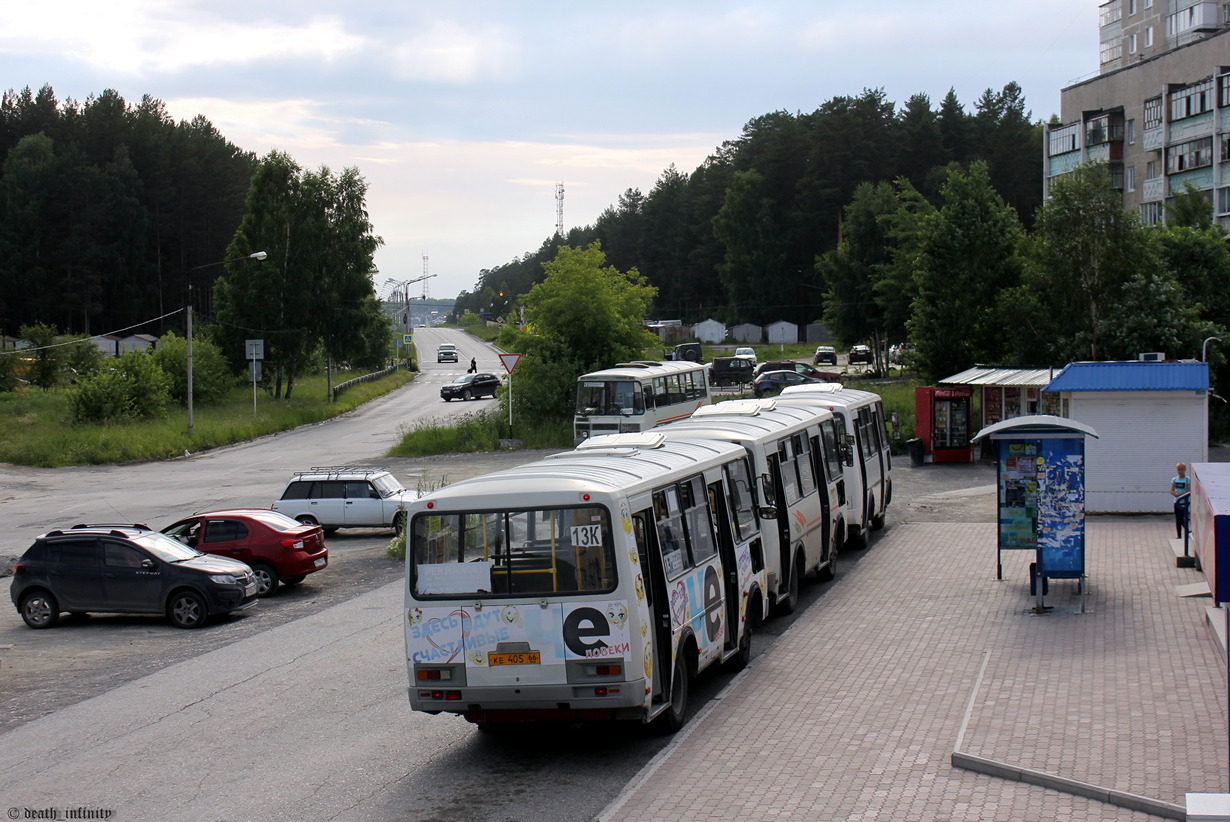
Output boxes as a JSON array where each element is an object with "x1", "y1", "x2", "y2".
[{"x1": 1172, "y1": 462, "x2": 1192, "y2": 539}]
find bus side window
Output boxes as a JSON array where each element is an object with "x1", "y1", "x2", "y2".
[{"x1": 632, "y1": 514, "x2": 654, "y2": 607}]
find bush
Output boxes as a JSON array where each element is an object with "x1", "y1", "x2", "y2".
[
  {"x1": 152, "y1": 331, "x2": 234, "y2": 404},
  {"x1": 0, "y1": 352, "x2": 19, "y2": 392},
  {"x1": 69, "y1": 350, "x2": 172, "y2": 423},
  {"x1": 61, "y1": 335, "x2": 106, "y2": 381}
]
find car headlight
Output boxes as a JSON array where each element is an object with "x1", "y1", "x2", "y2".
[{"x1": 209, "y1": 574, "x2": 239, "y2": 585}]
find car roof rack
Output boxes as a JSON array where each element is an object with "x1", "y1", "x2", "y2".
[
  {"x1": 293, "y1": 466, "x2": 389, "y2": 476},
  {"x1": 69, "y1": 522, "x2": 152, "y2": 531}
]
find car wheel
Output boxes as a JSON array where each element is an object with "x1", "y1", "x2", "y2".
[
  {"x1": 296, "y1": 515, "x2": 320, "y2": 527},
  {"x1": 462, "y1": 389, "x2": 473, "y2": 401},
  {"x1": 251, "y1": 563, "x2": 280, "y2": 597},
  {"x1": 20, "y1": 590, "x2": 60, "y2": 629},
  {"x1": 443, "y1": 396, "x2": 453, "y2": 402},
  {"x1": 393, "y1": 510, "x2": 407, "y2": 536},
  {"x1": 167, "y1": 590, "x2": 209, "y2": 629}
]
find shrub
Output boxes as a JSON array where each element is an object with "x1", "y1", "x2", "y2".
[
  {"x1": 69, "y1": 350, "x2": 172, "y2": 423},
  {"x1": 152, "y1": 331, "x2": 235, "y2": 404}
]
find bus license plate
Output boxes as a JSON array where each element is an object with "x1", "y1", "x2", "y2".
[{"x1": 488, "y1": 651, "x2": 541, "y2": 666}]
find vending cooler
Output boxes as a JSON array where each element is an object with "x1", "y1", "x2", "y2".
[{"x1": 915, "y1": 386, "x2": 974, "y2": 463}]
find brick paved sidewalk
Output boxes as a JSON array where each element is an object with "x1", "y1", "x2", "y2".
[{"x1": 597, "y1": 518, "x2": 1227, "y2": 822}]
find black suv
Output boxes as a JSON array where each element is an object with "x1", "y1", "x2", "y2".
[
  {"x1": 9, "y1": 524, "x2": 260, "y2": 629},
  {"x1": 440, "y1": 372, "x2": 501, "y2": 401}
]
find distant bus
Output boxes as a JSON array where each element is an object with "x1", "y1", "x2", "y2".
[
  {"x1": 778, "y1": 384, "x2": 893, "y2": 548},
  {"x1": 404, "y1": 433, "x2": 766, "y2": 731},
  {"x1": 573, "y1": 361, "x2": 712, "y2": 443}
]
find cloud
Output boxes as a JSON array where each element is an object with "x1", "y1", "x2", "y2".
[
  {"x1": 390, "y1": 20, "x2": 520, "y2": 84},
  {"x1": 1, "y1": 3, "x2": 365, "y2": 75}
]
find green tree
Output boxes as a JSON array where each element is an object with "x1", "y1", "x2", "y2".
[
  {"x1": 909, "y1": 162, "x2": 1024, "y2": 381},
  {"x1": 1166, "y1": 181, "x2": 1217, "y2": 230},
  {"x1": 217, "y1": 154, "x2": 382, "y2": 398},
  {"x1": 152, "y1": 330, "x2": 233, "y2": 404},
  {"x1": 1020, "y1": 163, "x2": 1151, "y2": 362},
  {"x1": 19, "y1": 322, "x2": 62, "y2": 389},
  {"x1": 510, "y1": 243, "x2": 657, "y2": 423}
]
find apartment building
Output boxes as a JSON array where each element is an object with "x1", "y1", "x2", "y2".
[{"x1": 1044, "y1": 0, "x2": 1230, "y2": 228}]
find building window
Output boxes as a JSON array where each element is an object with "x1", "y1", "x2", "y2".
[
  {"x1": 1170, "y1": 79, "x2": 1214, "y2": 121},
  {"x1": 1167, "y1": 136, "x2": 1214, "y2": 173},
  {"x1": 1101, "y1": 43, "x2": 1122, "y2": 64},
  {"x1": 1127, "y1": 118, "x2": 1136, "y2": 145},
  {"x1": 1144, "y1": 0, "x2": 1152, "y2": 7},
  {"x1": 1126, "y1": 166, "x2": 1137, "y2": 191},
  {"x1": 1146, "y1": 160, "x2": 1159, "y2": 180},
  {"x1": 1222, "y1": 136, "x2": 1230, "y2": 163},
  {"x1": 1048, "y1": 123, "x2": 1081, "y2": 156},
  {"x1": 1141, "y1": 201, "x2": 1165, "y2": 224},
  {"x1": 1144, "y1": 26, "x2": 1153, "y2": 47},
  {"x1": 1220, "y1": 75, "x2": 1230, "y2": 107},
  {"x1": 1101, "y1": 4, "x2": 1123, "y2": 26},
  {"x1": 1218, "y1": 187, "x2": 1230, "y2": 216},
  {"x1": 1144, "y1": 96, "x2": 1163, "y2": 129},
  {"x1": 1128, "y1": 33, "x2": 1138, "y2": 53},
  {"x1": 1128, "y1": 0, "x2": 1137, "y2": 14}
]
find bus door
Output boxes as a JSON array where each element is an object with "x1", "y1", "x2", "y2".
[
  {"x1": 764, "y1": 448, "x2": 793, "y2": 598},
  {"x1": 706, "y1": 480, "x2": 742, "y2": 654},
  {"x1": 633, "y1": 511, "x2": 671, "y2": 703},
  {"x1": 809, "y1": 433, "x2": 833, "y2": 556}
]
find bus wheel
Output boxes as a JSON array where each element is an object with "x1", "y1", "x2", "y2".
[
  {"x1": 870, "y1": 497, "x2": 885, "y2": 531},
  {"x1": 657, "y1": 655, "x2": 690, "y2": 733},
  {"x1": 819, "y1": 549, "x2": 837, "y2": 582},
  {"x1": 726, "y1": 620, "x2": 753, "y2": 672},
  {"x1": 776, "y1": 552, "x2": 802, "y2": 616}
]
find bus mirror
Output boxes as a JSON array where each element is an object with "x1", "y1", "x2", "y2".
[
  {"x1": 758, "y1": 505, "x2": 778, "y2": 520},
  {"x1": 759, "y1": 474, "x2": 777, "y2": 507},
  {"x1": 841, "y1": 433, "x2": 856, "y2": 466}
]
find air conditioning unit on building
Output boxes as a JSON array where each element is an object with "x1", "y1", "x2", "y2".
[{"x1": 1138, "y1": 352, "x2": 1165, "y2": 362}]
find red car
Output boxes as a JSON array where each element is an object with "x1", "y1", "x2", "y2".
[{"x1": 161, "y1": 509, "x2": 328, "y2": 597}]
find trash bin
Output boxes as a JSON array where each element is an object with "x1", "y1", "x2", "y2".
[{"x1": 907, "y1": 438, "x2": 924, "y2": 466}]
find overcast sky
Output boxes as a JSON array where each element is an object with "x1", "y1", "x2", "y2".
[{"x1": 3, "y1": 1, "x2": 1100, "y2": 302}]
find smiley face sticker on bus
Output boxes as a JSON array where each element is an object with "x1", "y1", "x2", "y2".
[{"x1": 620, "y1": 499, "x2": 632, "y2": 534}]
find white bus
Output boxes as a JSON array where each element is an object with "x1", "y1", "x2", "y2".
[
  {"x1": 778, "y1": 384, "x2": 893, "y2": 548},
  {"x1": 404, "y1": 434, "x2": 768, "y2": 731},
  {"x1": 651, "y1": 399, "x2": 846, "y2": 615},
  {"x1": 573, "y1": 360, "x2": 712, "y2": 443}
]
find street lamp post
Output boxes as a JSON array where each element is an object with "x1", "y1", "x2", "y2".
[{"x1": 187, "y1": 251, "x2": 267, "y2": 434}]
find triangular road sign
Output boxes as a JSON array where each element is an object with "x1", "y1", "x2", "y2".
[{"x1": 499, "y1": 353, "x2": 522, "y2": 374}]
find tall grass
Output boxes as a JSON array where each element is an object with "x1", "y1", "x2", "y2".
[
  {"x1": 391, "y1": 409, "x2": 572, "y2": 456},
  {"x1": 0, "y1": 370, "x2": 411, "y2": 467}
]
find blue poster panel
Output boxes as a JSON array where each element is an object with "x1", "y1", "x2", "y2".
[
  {"x1": 997, "y1": 440, "x2": 1038, "y2": 549},
  {"x1": 1036, "y1": 438, "x2": 1085, "y2": 577}
]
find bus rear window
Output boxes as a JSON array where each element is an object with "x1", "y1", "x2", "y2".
[{"x1": 411, "y1": 506, "x2": 617, "y2": 597}]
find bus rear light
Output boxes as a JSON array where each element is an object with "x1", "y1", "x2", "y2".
[
  {"x1": 594, "y1": 687, "x2": 621, "y2": 697},
  {"x1": 421, "y1": 689, "x2": 462, "y2": 701},
  {"x1": 595, "y1": 664, "x2": 621, "y2": 677},
  {"x1": 417, "y1": 668, "x2": 453, "y2": 682}
]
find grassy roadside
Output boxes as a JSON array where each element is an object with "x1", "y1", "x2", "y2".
[{"x1": 0, "y1": 369, "x2": 412, "y2": 468}]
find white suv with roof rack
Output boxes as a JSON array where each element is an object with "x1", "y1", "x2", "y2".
[{"x1": 272, "y1": 467, "x2": 420, "y2": 534}]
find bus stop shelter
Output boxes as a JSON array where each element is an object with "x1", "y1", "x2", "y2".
[{"x1": 972, "y1": 415, "x2": 1099, "y2": 612}]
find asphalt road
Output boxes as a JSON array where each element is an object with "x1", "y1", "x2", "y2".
[{"x1": 0, "y1": 338, "x2": 999, "y2": 822}]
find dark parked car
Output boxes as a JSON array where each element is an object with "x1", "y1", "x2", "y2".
[
  {"x1": 754, "y1": 361, "x2": 841, "y2": 382},
  {"x1": 10, "y1": 524, "x2": 259, "y2": 629},
  {"x1": 161, "y1": 509, "x2": 328, "y2": 597},
  {"x1": 814, "y1": 346, "x2": 837, "y2": 366},
  {"x1": 753, "y1": 370, "x2": 825, "y2": 398},
  {"x1": 708, "y1": 356, "x2": 755, "y2": 387},
  {"x1": 441, "y1": 372, "x2": 501, "y2": 401},
  {"x1": 848, "y1": 345, "x2": 873, "y2": 364}
]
